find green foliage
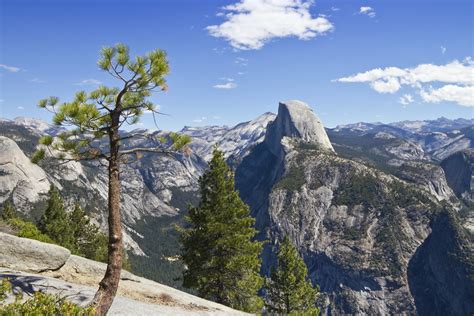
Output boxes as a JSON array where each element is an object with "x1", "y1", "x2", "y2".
[
  {"x1": 38, "y1": 135, "x2": 54, "y2": 146},
  {"x1": 0, "y1": 278, "x2": 94, "y2": 315},
  {"x1": 265, "y1": 237, "x2": 320, "y2": 315},
  {"x1": 1, "y1": 202, "x2": 17, "y2": 221},
  {"x1": 39, "y1": 185, "x2": 75, "y2": 249},
  {"x1": 7, "y1": 218, "x2": 55, "y2": 244},
  {"x1": 274, "y1": 165, "x2": 305, "y2": 191},
  {"x1": 30, "y1": 149, "x2": 46, "y2": 164},
  {"x1": 32, "y1": 43, "x2": 185, "y2": 164},
  {"x1": 333, "y1": 171, "x2": 382, "y2": 208},
  {"x1": 179, "y1": 149, "x2": 264, "y2": 312},
  {"x1": 169, "y1": 132, "x2": 192, "y2": 151},
  {"x1": 68, "y1": 204, "x2": 108, "y2": 262},
  {"x1": 36, "y1": 186, "x2": 109, "y2": 263}
]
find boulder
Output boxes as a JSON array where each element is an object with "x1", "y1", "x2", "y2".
[{"x1": 0, "y1": 232, "x2": 70, "y2": 272}]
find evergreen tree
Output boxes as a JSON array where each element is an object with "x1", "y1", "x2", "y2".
[
  {"x1": 265, "y1": 237, "x2": 320, "y2": 315},
  {"x1": 34, "y1": 43, "x2": 190, "y2": 315},
  {"x1": 179, "y1": 148, "x2": 264, "y2": 312},
  {"x1": 1, "y1": 201, "x2": 17, "y2": 221},
  {"x1": 69, "y1": 204, "x2": 107, "y2": 262},
  {"x1": 39, "y1": 185, "x2": 74, "y2": 249}
]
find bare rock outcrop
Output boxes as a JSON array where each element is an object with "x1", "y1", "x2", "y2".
[
  {"x1": 0, "y1": 232, "x2": 70, "y2": 272},
  {"x1": 0, "y1": 233, "x2": 247, "y2": 315},
  {"x1": 0, "y1": 136, "x2": 50, "y2": 211},
  {"x1": 264, "y1": 100, "x2": 334, "y2": 156}
]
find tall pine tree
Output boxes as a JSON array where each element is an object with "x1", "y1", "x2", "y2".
[
  {"x1": 179, "y1": 148, "x2": 264, "y2": 312},
  {"x1": 265, "y1": 236, "x2": 320, "y2": 315},
  {"x1": 39, "y1": 185, "x2": 74, "y2": 249},
  {"x1": 34, "y1": 44, "x2": 190, "y2": 315}
]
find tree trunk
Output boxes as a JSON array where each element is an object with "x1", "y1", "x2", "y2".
[{"x1": 91, "y1": 123, "x2": 123, "y2": 315}]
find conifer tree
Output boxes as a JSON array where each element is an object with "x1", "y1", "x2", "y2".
[
  {"x1": 69, "y1": 204, "x2": 107, "y2": 261},
  {"x1": 265, "y1": 236, "x2": 320, "y2": 315},
  {"x1": 179, "y1": 148, "x2": 264, "y2": 312},
  {"x1": 1, "y1": 201, "x2": 17, "y2": 221},
  {"x1": 39, "y1": 185, "x2": 74, "y2": 249},
  {"x1": 34, "y1": 43, "x2": 190, "y2": 315}
]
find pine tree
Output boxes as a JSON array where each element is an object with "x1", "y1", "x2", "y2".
[
  {"x1": 34, "y1": 43, "x2": 190, "y2": 315},
  {"x1": 179, "y1": 148, "x2": 264, "y2": 312},
  {"x1": 1, "y1": 201, "x2": 17, "y2": 221},
  {"x1": 39, "y1": 186, "x2": 74, "y2": 249},
  {"x1": 69, "y1": 204, "x2": 107, "y2": 261},
  {"x1": 265, "y1": 237, "x2": 320, "y2": 315}
]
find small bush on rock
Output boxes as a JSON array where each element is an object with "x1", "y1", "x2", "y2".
[{"x1": 0, "y1": 279, "x2": 94, "y2": 315}]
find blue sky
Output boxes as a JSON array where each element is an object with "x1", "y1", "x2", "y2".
[{"x1": 0, "y1": 0, "x2": 472, "y2": 131}]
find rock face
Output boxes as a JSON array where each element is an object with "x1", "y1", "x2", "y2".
[
  {"x1": 0, "y1": 232, "x2": 70, "y2": 272},
  {"x1": 394, "y1": 161, "x2": 457, "y2": 202},
  {"x1": 0, "y1": 233, "x2": 247, "y2": 315},
  {"x1": 0, "y1": 110, "x2": 472, "y2": 311},
  {"x1": 235, "y1": 101, "x2": 473, "y2": 315},
  {"x1": 441, "y1": 149, "x2": 474, "y2": 201},
  {"x1": 0, "y1": 136, "x2": 50, "y2": 211},
  {"x1": 408, "y1": 210, "x2": 474, "y2": 315},
  {"x1": 182, "y1": 112, "x2": 276, "y2": 162},
  {"x1": 264, "y1": 100, "x2": 334, "y2": 156}
]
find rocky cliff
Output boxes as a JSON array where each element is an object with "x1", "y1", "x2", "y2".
[
  {"x1": 441, "y1": 149, "x2": 474, "y2": 201},
  {"x1": 235, "y1": 100, "x2": 473, "y2": 315},
  {"x1": 264, "y1": 100, "x2": 334, "y2": 156},
  {"x1": 0, "y1": 136, "x2": 50, "y2": 213}
]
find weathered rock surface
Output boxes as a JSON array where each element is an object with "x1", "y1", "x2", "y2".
[
  {"x1": 0, "y1": 233, "x2": 247, "y2": 315},
  {"x1": 0, "y1": 136, "x2": 50, "y2": 211},
  {"x1": 441, "y1": 149, "x2": 474, "y2": 201},
  {"x1": 0, "y1": 232, "x2": 70, "y2": 272},
  {"x1": 236, "y1": 102, "x2": 473, "y2": 315},
  {"x1": 394, "y1": 161, "x2": 457, "y2": 202},
  {"x1": 408, "y1": 210, "x2": 474, "y2": 316},
  {"x1": 265, "y1": 100, "x2": 334, "y2": 155},
  {"x1": 182, "y1": 112, "x2": 276, "y2": 162}
]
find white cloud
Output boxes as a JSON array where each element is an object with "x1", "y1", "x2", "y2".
[
  {"x1": 213, "y1": 82, "x2": 237, "y2": 89},
  {"x1": 213, "y1": 77, "x2": 237, "y2": 89},
  {"x1": 420, "y1": 85, "x2": 474, "y2": 107},
  {"x1": 359, "y1": 6, "x2": 376, "y2": 18},
  {"x1": 75, "y1": 79, "x2": 102, "y2": 86},
  {"x1": 17, "y1": 106, "x2": 25, "y2": 110},
  {"x1": 0, "y1": 64, "x2": 21, "y2": 72},
  {"x1": 441, "y1": 46, "x2": 446, "y2": 54},
  {"x1": 193, "y1": 116, "x2": 208, "y2": 123},
  {"x1": 370, "y1": 77, "x2": 401, "y2": 93},
  {"x1": 331, "y1": 7, "x2": 340, "y2": 12},
  {"x1": 235, "y1": 57, "x2": 248, "y2": 66},
  {"x1": 30, "y1": 78, "x2": 46, "y2": 83},
  {"x1": 206, "y1": 0, "x2": 334, "y2": 50},
  {"x1": 399, "y1": 94, "x2": 414, "y2": 105},
  {"x1": 335, "y1": 58, "x2": 474, "y2": 107}
]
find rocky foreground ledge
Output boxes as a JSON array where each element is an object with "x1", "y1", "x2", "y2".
[{"x1": 0, "y1": 232, "x2": 247, "y2": 315}]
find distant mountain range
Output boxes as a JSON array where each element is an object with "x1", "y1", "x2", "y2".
[{"x1": 0, "y1": 107, "x2": 472, "y2": 314}]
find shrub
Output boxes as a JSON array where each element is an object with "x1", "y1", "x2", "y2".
[
  {"x1": 0, "y1": 278, "x2": 94, "y2": 315},
  {"x1": 6, "y1": 218, "x2": 54, "y2": 244}
]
